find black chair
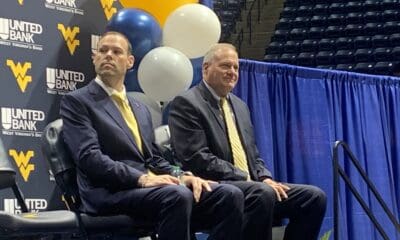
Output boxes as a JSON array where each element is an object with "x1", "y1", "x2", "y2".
[
  {"x1": 363, "y1": 11, "x2": 381, "y2": 23},
  {"x1": 312, "y1": 4, "x2": 329, "y2": 16},
  {"x1": 41, "y1": 119, "x2": 156, "y2": 240},
  {"x1": 310, "y1": 16, "x2": 326, "y2": 27},
  {"x1": 335, "y1": 50, "x2": 354, "y2": 64},
  {"x1": 301, "y1": 39, "x2": 318, "y2": 52},
  {"x1": 0, "y1": 138, "x2": 79, "y2": 239},
  {"x1": 391, "y1": 46, "x2": 400, "y2": 61},
  {"x1": 335, "y1": 37, "x2": 354, "y2": 50},
  {"x1": 353, "y1": 36, "x2": 371, "y2": 49},
  {"x1": 382, "y1": 10, "x2": 399, "y2": 21},
  {"x1": 318, "y1": 38, "x2": 336, "y2": 51},
  {"x1": 346, "y1": 12, "x2": 363, "y2": 24},
  {"x1": 390, "y1": 33, "x2": 400, "y2": 47},
  {"x1": 336, "y1": 63, "x2": 355, "y2": 72},
  {"x1": 264, "y1": 54, "x2": 280, "y2": 62},
  {"x1": 297, "y1": 52, "x2": 316, "y2": 66},
  {"x1": 325, "y1": 26, "x2": 343, "y2": 38},
  {"x1": 276, "y1": 18, "x2": 292, "y2": 30},
  {"x1": 279, "y1": 53, "x2": 297, "y2": 64},
  {"x1": 364, "y1": 0, "x2": 381, "y2": 11},
  {"x1": 283, "y1": 41, "x2": 300, "y2": 53},
  {"x1": 374, "y1": 61, "x2": 394, "y2": 75},
  {"x1": 308, "y1": 27, "x2": 325, "y2": 39},
  {"x1": 372, "y1": 48, "x2": 392, "y2": 62},
  {"x1": 266, "y1": 42, "x2": 283, "y2": 54},
  {"x1": 316, "y1": 51, "x2": 335, "y2": 65},
  {"x1": 354, "y1": 48, "x2": 373, "y2": 62},
  {"x1": 371, "y1": 35, "x2": 390, "y2": 48},
  {"x1": 354, "y1": 62, "x2": 375, "y2": 74},
  {"x1": 364, "y1": 22, "x2": 383, "y2": 35},
  {"x1": 344, "y1": 24, "x2": 364, "y2": 37},
  {"x1": 383, "y1": 21, "x2": 400, "y2": 34}
]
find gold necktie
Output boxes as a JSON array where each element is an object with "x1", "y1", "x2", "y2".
[
  {"x1": 112, "y1": 92, "x2": 143, "y2": 154},
  {"x1": 220, "y1": 97, "x2": 250, "y2": 180}
]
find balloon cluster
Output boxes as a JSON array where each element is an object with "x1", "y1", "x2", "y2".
[{"x1": 107, "y1": 1, "x2": 221, "y2": 107}]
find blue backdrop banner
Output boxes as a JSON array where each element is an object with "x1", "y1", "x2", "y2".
[{"x1": 233, "y1": 60, "x2": 400, "y2": 240}]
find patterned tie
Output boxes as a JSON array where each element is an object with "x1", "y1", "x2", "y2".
[
  {"x1": 111, "y1": 91, "x2": 143, "y2": 154},
  {"x1": 220, "y1": 97, "x2": 250, "y2": 180}
]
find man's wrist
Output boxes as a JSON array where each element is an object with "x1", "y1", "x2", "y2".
[{"x1": 138, "y1": 174, "x2": 149, "y2": 188}]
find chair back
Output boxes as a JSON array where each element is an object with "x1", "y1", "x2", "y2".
[
  {"x1": 0, "y1": 138, "x2": 16, "y2": 189},
  {"x1": 41, "y1": 119, "x2": 80, "y2": 211}
]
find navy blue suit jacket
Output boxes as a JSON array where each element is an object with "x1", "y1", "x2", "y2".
[
  {"x1": 169, "y1": 81, "x2": 272, "y2": 182},
  {"x1": 60, "y1": 80, "x2": 173, "y2": 214}
]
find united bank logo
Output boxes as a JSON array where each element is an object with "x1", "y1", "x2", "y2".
[
  {"x1": 91, "y1": 34, "x2": 100, "y2": 54},
  {"x1": 1, "y1": 107, "x2": 45, "y2": 137},
  {"x1": 0, "y1": 18, "x2": 43, "y2": 51},
  {"x1": 6, "y1": 59, "x2": 32, "y2": 93},
  {"x1": 45, "y1": 0, "x2": 84, "y2": 15},
  {"x1": 9, "y1": 149, "x2": 35, "y2": 182},
  {"x1": 46, "y1": 67, "x2": 85, "y2": 95},
  {"x1": 4, "y1": 199, "x2": 47, "y2": 214},
  {"x1": 58, "y1": 24, "x2": 80, "y2": 55},
  {"x1": 100, "y1": 0, "x2": 117, "y2": 21}
]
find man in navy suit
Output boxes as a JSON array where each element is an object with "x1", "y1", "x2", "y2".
[
  {"x1": 60, "y1": 32, "x2": 244, "y2": 240},
  {"x1": 168, "y1": 43, "x2": 327, "y2": 240}
]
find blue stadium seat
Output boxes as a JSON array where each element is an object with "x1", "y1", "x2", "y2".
[
  {"x1": 266, "y1": 42, "x2": 283, "y2": 54},
  {"x1": 290, "y1": 28, "x2": 308, "y2": 41},
  {"x1": 390, "y1": 33, "x2": 400, "y2": 46},
  {"x1": 263, "y1": 54, "x2": 280, "y2": 62},
  {"x1": 382, "y1": 0, "x2": 400, "y2": 10},
  {"x1": 325, "y1": 26, "x2": 343, "y2": 38},
  {"x1": 309, "y1": 27, "x2": 325, "y2": 39},
  {"x1": 391, "y1": 46, "x2": 400, "y2": 61},
  {"x1": 310, "y1": 16, "x2": 327, "y2": 27},
  {"x1": 346, "y1": 12, "x2": 364, "y2": 24},
  {"x1": 317, "y1": 65, "x2": 336, "y2": 70},
  {"x1": 336, "y1": 63, "x2": 355, "y2": 71},
  {"x1": 281, "y1": 6, "x2": 297, "y2": 18},
  {"x1": 345, "y1": 2, "x2": 364, "y2": 13},
  {"x1": 297, "y1": 5, "x2": 314, "y2": 17},
  {"x1": 313, "y1": 4, "x2": 329, "y2": 16},
  {"x1": 327, "y1": 14, "x2": 346, "y2": 26},
  {"x1": 371, "y1": 35, "x2": 390, "y2": 48},
  {"x1": 292, "y1": 17, "x2": 310, "y2": 28},
  {"x1": 345, "y1": 24, "x2": 364, "y2": 36},
  {"x1": 279, "y1": 53, "x2": 297, "y2": 64},
  {"x1": 272, "y1": 29, "x2": 289, "y2": 42},
  {"x1": 372, "y1": 48, "x2": 392, "y2": 61},
  {"x1": 382, "y1": 9, "x2": 400, "y2": 21},
  {"x1": 364, "y1": 22, "x2": 384, "y2": 35},
  {"x1": 354, "y1": 48, "x2": 373, "y2": 62},
  {"x1": 364, "y1": 1, "x2": 381, "y2": 11},
  {"x1": 276, "y1": 18, "x2": 292, "y2": 30},
  {"x1": 383, "y1": 21, "x2": 400, "y2": 34},
  {"x1": 335, "y1": 49, "x2": 354, "y2": 64},
  {"x1": 329, "y1": 3, "x2": 345, "y2": 14},
  {"x1": 316, "y1": 51, "x2": 335, "y2": 65}
]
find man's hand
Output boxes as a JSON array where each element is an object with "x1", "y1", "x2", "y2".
[
  {"x1": 138, "y1": 174, "x2": 180, "y2": 188},
  {"x1": 263, "y1": 178, "x2": 290, "y2": 202},
  {"x1": 180, "y1": 175, "x2": 215, "y2": 202}
]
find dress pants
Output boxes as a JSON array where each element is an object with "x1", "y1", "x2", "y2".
[
  {"x1": 101, "y1": 183, "x2": 244, "y2": 240},
  {"x1": 224, "y1": 181, "x2": 327, "y2": 240}
]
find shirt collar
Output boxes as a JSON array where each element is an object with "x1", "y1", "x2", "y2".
[
  {"x1": 202, "y1": 80, "x2": 230, "y2": 102},
  {"x1": 95, "y1": 78, "x2": 127, "y2": 99}
]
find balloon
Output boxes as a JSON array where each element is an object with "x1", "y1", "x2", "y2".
[
  {"x1": 119, "y1": 0, "x2": 198, "y2": 27},
  {"x1": 124, "y1": 69, "x2": 143, "y2": 92},
  {"x1": 127, "y1": 91, "x2": 162, "y2": 127},
  {"x1": 163, "y1": 4, "x2": 221, "y2": 58},
  {"x1": 107, "y1": 8, "x2": 162, "y2": 61},
  {"x1": 138, "y1": 47, "x2": 193, "y2": 102},
  {"x1": 190, "y1": 57, "x2": 203, "y2": 88}
]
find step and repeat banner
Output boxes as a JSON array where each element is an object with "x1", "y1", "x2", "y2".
[{"x1": 0, "y1": 0, "x2": 123, "y2": 213}]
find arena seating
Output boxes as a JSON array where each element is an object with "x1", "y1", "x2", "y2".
[
  {"x1": 264, "y1": 0, "x2": 400, "y2": 76},
  {"x1": 213, "y1": 0, "x2": 246, "y2": 41}
]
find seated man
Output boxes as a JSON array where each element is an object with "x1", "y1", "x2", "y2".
[
  {"x1": 60, "y1": 32, "x2": 243, "y2": 240},
  {"x1": 168, "y1": 43, "x2": 327, "y2": 240}
]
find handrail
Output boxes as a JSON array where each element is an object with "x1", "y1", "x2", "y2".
[{"x1": 332, "y1": 140, "x2": 400, "y2": 240}]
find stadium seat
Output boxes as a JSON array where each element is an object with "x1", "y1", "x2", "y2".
[
  {"x1": 364, "y1": 1, "x2": 381, "y2": 11},
  {"x1": 335, "y1": 50, "x2": 354, "y2": 64},
  {"x1": 390, "y1": 33, "x2": 400, "y2": 47},
  {"x1": 301, "y1": 39, "x2": 318, "y2": 52},
  {"x1": 279, "y1": 53, "x2": 297, "y2": 64},
  {"x1": 266, "y1": 42, "x2": 283, "y2": 54},
  {"x1": 276, "y1": 18, "x2": 292, "y2": 30},
  {"x1": 290, "y1": 28, "x2": 308, "y2": 41},
  {"x1": 313, "y1": 4, "x2": 329, "y2": 16},
  {"x1": 354, "y1": 62, "x2": 375, "y2": 74},
  {"x1": 345, "y1": 2, "x2": 364, "y2": 13},
  {"x1": 335, "y1": 37, "x2": 354, "y2": 50},
  {"x1": 371, "y1": 35, "x2": 390, "y2": 48},
  {"x1": 325, "y1": 26, "x2": 343, "y2": 38},
  {"x1": 318, "y1": 38, "x2": 336, "y2": 51},
  {"x1": 354, "y1": 36, "x2": 372, "y2": 49},
  {"x1": 292, "y1": 17, "x2": 310, "y2": 28},
  {"x1": 309, "y1": 27, "x2": 325, "y2": 39},
  {"x1": 297, "y1": 5, "x2": 313, "y2": 17},
  {"x1": 310, "y1": 16, "x2": 327, "y2": 27},
  {"x1": 391, "y1": 46, "x2": 400, "y2": 61},
  {"x1": 382, "y1": 10, "x2": 399, "y2": 21},
  {"x1": 363, "y1": 11, "x2": 382, "y2": 23},
  {"x1": 327, "y1": 14, "x2": 346, "y2": 26},
  {"x1": 383, "y1": 21, "x2": 400, "y2": 34},
  {"x1": 346, "y1": 12, "x2": 364, "y2": 24},
  {"x1": 328, "y1": 3, "x2": 345, "y2": 14},
  {"x1": 283, "y1": 41, "x2": 301, "y2": 53},
  {"x1": 264, "y1": 54, "x2": 280, "y2": 62},
  {"x1": 281, "y1": 6, "x2": 297, "y2": 18},
  {"x1": 317, "y1": 65, "x2": 336, "y2": 70},
  {"x1": 364, "y1": 22, "x2": 383, "y2": 35},
  {"x1": 372, "y1": 48, "x2": 392, "y2": 61},
  {"x1": 316, "y1": 51, "x2": 335, "y2": 65},
  {"x1": 382, "y1": 0, "x2": 400, "y2": 10},
  {"x1": 336, "y1": 63, "x2": 355, "y2": 71},
  {"x1": 374, "y1": 61, "x2": 394, "y2": 75},
  {"x1": 272, "y1": 29, "x2": 289, "y2": 42},
  {"x1": 354, "y1": 48, "x2": 373, "y2": 62},
  {"x1": 345, "y1": 24, "x2": 364, "y2": 36},
  {"x1": 297, "y1": 52, "x2": 316, "y2": 66}
]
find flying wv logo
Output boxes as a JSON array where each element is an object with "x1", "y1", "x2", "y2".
[
  {"x1": 6, "y1": 60, "x2": 32, "y2": 93},
  {"x1": 57, "y1": 24, "x2": 80, "y2": 55},
  {"x1": 18, "y1": 0, "x2": 23, "y2": 5},
  {"x1": 100, "y1": 0, "x2": 117, "y2": 21},
  {"x1": 9, "y1": 149, "x2": 35, "y2": 182}
]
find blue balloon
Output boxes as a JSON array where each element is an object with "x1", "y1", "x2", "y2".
[
  {"x1": 190, "y1": 57, "x2": 203, "y2": 88},
  {"x1": 124, "y1": 68, "x2": 143, "y2": 92},
  {"x1": 107, "y1": 8, "x2": 162, "y2": 62}
]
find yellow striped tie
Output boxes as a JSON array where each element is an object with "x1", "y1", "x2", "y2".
[
  {"x1": 112, "y1": 92, "x2": 143, "y2": 154},
  {"x1": 220, "y1": 97, "x2": 250, "y2": 180}
]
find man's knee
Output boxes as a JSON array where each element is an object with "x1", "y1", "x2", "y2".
[
  {"x1": 250, "y1": 182, "x2": 277, "y2": 205},
  {"x1": 214, "y1": 184, "x2": 244, "y2": 209},
  {"x1": 162, "y1": 185, "x2": 194, "y2": 208}
]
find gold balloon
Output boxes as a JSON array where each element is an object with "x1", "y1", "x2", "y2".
[{"x1": 119, "y1": 0, "x2": 199, "y2": 26}]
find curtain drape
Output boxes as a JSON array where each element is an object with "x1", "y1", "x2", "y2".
[{"x1": 234, "y1": 59, "x2": 400, "y2": 240}]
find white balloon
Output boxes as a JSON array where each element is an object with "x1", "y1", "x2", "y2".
[
  {"x1": 127, "y1": 91, "x2": 162, "y2": 127},
  {"x1": 138, "y1": 47, "x2": 193, "y2": 102},
  {"x1": 163, "y1": 3, "x2": 221, "y2": 58}
]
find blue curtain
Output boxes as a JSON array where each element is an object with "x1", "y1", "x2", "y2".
[{"x1": 234, "y1": 59, "x2": 400, "y2": 240}]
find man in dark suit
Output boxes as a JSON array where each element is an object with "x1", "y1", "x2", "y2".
[
  {"x1": 168, "y1": 43, "x2": 327, "y2": 240},
  {"x1": 60, "y1": 32, "x2": 244, "y2": 240}
]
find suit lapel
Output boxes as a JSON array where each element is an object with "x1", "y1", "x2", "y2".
[
  {"x1": 128, "y1": 97, "x2": 152, "y2": 157},
  {"x1": 197, "y1": 82, "x2": 225, "y2": 131},
  {"x1": 229, "y1": 95, "x2": 248, "y2": 147}
]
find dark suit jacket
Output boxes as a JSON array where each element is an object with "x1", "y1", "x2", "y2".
[
  {"x1": 60, "y1": 80, "x2": 173, "y2": 214},
  {"x1": 169, "y1": 81, "x2": 272, "y2": 182}
]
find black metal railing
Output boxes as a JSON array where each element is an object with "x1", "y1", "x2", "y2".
[{"x1": 333, "y1": 140, "x2": 400, "y2": 240}]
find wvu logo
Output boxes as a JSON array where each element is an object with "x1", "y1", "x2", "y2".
[
  {"x1": 57, "y1": 24, "x2": 79, "y2": 55},
  {"x1": 18, "y1": 0, "x2": 23, "y2": 5},
  {"x1": 9, "y1": 149, "x2": 35, "y2": 182},
  {"x1": 6, "y1": 59, "x2": 32, "y2": 93},
  {"x1": 100, "y1": 0, "x2": 117, "y2": 20}
]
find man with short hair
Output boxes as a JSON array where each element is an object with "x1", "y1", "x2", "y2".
[
  {"x1": 60, "y1": 32, "x2": 244, "y2": 240},
  {"x1": 169, "y1": 43, "x2": 327, "y2": 240}
]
